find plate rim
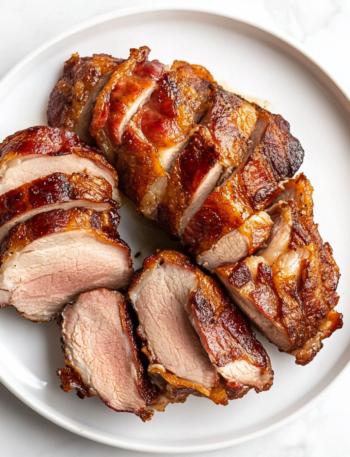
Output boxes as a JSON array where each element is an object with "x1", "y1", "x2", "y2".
[{"x1": 0, "y1": 3, "x2": 349, "y2": 453}]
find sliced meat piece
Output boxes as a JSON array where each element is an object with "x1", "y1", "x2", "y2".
[
  {"x1": 0, "y1": 126, "x2": 120, "y2": 202},
  {"x1": 182, "y1": 109, "x2": 304, "y2": 259},
  {"x1": 47, "y1": 53, "x2": 122, "y2": 144},
  {"x1": 188, "y1": 270, "x2": 274, "y2": 393},
  {"x1": 0, "y1": 208, "x2": 133, "y2": 321},
  {"x1": 216, "y1": 174, "x2": 342, "y2": 365},
  {"x1": 128, "y1": 250, "x2": 273, "y2": 403},
  {"x1": 198, "y1": 211, "x2": 273, "y2": 271},
  {"x1": 117, "y1": 60, "x2": 214, "y2": 219},
  {"x1": 158, "y1": 90, "x2": 258, "y2": 237},
  {"x1": 128, "y1": 251, "x2": 219, "y2": 403},
  {"x1": 58, "y1": 289, "x2": 161, "y2": 421},
  {"x1": 0, "y1": 172, "x2": 116, "y2": 242}
]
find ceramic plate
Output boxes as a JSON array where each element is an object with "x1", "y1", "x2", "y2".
[{"x1": 0, "y1": 5, "x2": 349, "y2": 454}]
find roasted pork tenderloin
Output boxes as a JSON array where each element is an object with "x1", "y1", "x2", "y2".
[
  {"x1": 0, "y1": 208, "x2": 133, "y2": 321},
  {"x1": 0, "y1": 126, "x2": 120, "y2": 202},
  {"x1": 47, "y1": 53, "x2": 123, "y2": 144},
  {"x1": 0, "y1": 172, "x2": 116, "y2": 242},
  {"x1": 58, "y1": 288, "x2": 164, "y2": 421},
  {"x1": 216, "y1": 174, "x2": 342, "y2": 365},
  {"x1": 128, "y1": 250, "x2": 273, "y2": 405}
]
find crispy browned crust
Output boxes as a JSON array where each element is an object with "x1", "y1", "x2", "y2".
[
  {"x1": 116, "y1": 122, "x2": 167, "y2": 209},
  {"x1": 182, "y1": 110, "x2": 304, "y2": 256},
  {"x1": 0, "y1": 126, "x2": 119, "y2": 185},
  {"x1": 129, "y1": 250, "x2": 273, "y2": 400},
  {"x1": 57, "y1": 366, "x2": 92, "y2": 398},
  {"x1": 253, "y1": 105, "x2": 304, "y2": 180},
  {"x1": 47, "y1": 53, "x2": 122, "y2": 137},
  {"x1": 0, "y1": 208, "x2": 129, "y2": 267},
  {"x1": 190, "y1": 273, "x2": 274, "y2": 392},
  {"x1": 0, "y1": 172, "x2": 117, "y2": 232}
]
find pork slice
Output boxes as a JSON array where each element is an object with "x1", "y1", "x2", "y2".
[
  {"x1": 58, "y1": 289, "x2": 158, "y2": 421},
  {"x1": 187, "y1": 273, "x2": 274, "y2": 393},
  {"x1": 0, "y1": 172, "x2": 116, "y2": 242},
  {"x1": 0, "y1": 208, "x2": 133, "y2": 321},
  {"x1": 197, "y1": 211, "x2": 273, "y2": 271},
  {"x1": 47, "y1": 53, "x2": 122, "y2": 143},
  {"x1": 117, "y1": 60, "x2": 213, "y2": 218},
  {"x1": 128, "y1": 251, "x2": 219, "y2": 400},
  {"x1": 0, "y1": 127, "x2": 120, "y2": 201}
]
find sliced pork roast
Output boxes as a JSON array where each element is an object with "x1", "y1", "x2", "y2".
[
  {"x1": 0, "y1": 126, "x2": 120, "y2": 202},
  {"x1": 0, "y1": 172, "x2": 116, "y2": 242},
  {"x1": 216, "y1": 174, "x2": 342, "y2": 365},
  {"x1": 47, "y1": 53, "x2": 122, "y2": 144},
  {"x1": 58, "y1": 288, "x2": 164, "y2": 421},
  {"x1": 128, "y1": 250, "x2": 273, "y2": 405},
  {"x1": 115, "y1": 54, "x2": 214, "y2": 218},
  {"x1": 0, "y1": 208, "x2": 133, "y2": 321},
  {"x1": 183, "y1": 107, "x2": 304, "y2": 269}
]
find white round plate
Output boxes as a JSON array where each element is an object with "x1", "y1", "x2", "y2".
[{"x1": 0, "y1": 5, "x2": 349, "y2": 454}]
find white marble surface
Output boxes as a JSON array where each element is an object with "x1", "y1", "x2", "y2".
[{"x1": 0, "y1": 0, "x2": 349, "y2": 455}]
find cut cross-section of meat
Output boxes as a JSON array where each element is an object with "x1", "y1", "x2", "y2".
[
  {"x1": 158, "y1": 90, "x2": 258, "y2": 237},
  {"x1": 117, "y1": 59, "x2": 214, "y2": 219},
  {"x1": 128, "y1": 250, "x2": 273, "y2": 404},
  {"x1": 0, "y1": 126, "x2": 120, "y2": 202},
  {"x1": 47, "y1": 53, "x2": 122, "y2": 144},
  {"x1": 0, "y1": 172, "x2": 117, "y2": 242},
  {"x1": 0, "y1": 208, "x2": 133, "y2": 321},
  {"x1": 188, "y1": 267, "x2": 274, "y2": 393},
  {"x1": 182, "y1": 109, "x2": 304, "y2": 265},
  {"x1": 58, "y1": 288, "x2": 162, "y2": 421},
  {"x1": 216, "y1": 174, "x2": 342, "y2": 365}
]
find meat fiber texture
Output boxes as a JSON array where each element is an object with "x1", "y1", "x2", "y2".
[{"x1": 128, "y1": 250, "x2": 273, "y2": 406}]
